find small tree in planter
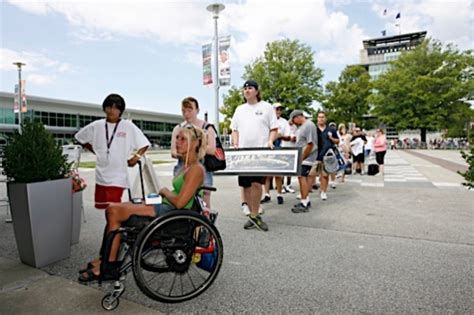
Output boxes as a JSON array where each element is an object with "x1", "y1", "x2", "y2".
[
  {"x1": 2, "y1": 121, "x2": 73, "y2": 267},
  {"x1": 2, "y1": 122, "x2": 71, "y2": 182}
]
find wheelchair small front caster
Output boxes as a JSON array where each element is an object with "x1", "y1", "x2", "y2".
[{"x1": 101, "y1": 293, "x2": 119, "y2": 311}]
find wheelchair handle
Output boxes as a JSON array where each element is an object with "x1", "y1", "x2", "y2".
[{"x1": 198, "y1": 186, "x2": 217, "y2": 193}]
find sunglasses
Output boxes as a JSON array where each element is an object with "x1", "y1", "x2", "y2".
[{"x1": 183, "y1": 124, "x2": 200, "y2": 139}]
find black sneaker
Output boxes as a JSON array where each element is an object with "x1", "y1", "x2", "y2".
[
  {"x1": 293, "y1": 201, "x2": 311, "y2": 208},
  {"x1": 312, "y1": 184, "x2": 319, "y2": 190},
  {"x1": 291, "y1": 203, "x2": 309, "y2": 213},
  {"x1": 261, "y1": 195, "x2": 271, "y2": 204},
  {"x1": 244, "y1": 215, "x2": 269, "y2": 231},
  {"x1": 277, "y1": 196, "x2": 284, "y2": 204},
  {"x1": 243, "y1": 220, "x2": 256, "y2": 230}
]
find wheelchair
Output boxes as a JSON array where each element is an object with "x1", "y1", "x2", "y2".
[{"x1": 93, "y1": 186, "x2": 223, "y2": 311}]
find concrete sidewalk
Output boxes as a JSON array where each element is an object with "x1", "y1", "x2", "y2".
[
  {"x1": 0, "y1": 257, "x2": 157, "y2": 314},
  {"x1": 0, "y1": 149, "x2": 472, "y2": 313}
]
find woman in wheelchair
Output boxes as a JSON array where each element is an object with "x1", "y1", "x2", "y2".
[{"x1": 79, "y1": 124, "x2": 207, "y2": 282}]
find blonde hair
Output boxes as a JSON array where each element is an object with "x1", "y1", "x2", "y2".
[
  {"x1": 338, "y1": 123, "x2": 346, "y2": 134},
  {"x1": 179, "y1": 125, "x2": 208, "y2": 164}
]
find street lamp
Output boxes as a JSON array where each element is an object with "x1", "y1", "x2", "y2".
[
  {"x1": 206, "y1": 3, "x2": 225, "y2": 131},
  {"x1": 12, "y1": 62, "x2": 26, "y2": 132}
]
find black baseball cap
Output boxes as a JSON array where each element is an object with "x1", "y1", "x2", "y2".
[{"x1": 243, "y1": 80, "x2": 259, "y2": 90}]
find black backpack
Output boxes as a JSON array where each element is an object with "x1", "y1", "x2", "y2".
[{"x1": 203, "y1": 124, "x2": 226, "y2": 172}]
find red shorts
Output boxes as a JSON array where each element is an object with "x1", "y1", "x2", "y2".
[{"x1": 95, "y1": 184, "x2": 125, "y2": 209}]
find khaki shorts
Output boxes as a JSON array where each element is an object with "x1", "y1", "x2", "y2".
[{"x1": 309, "y1": 161, "x2": 327, "y2": 177}]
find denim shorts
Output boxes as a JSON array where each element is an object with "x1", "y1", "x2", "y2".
[
  {"x1": 173, "y1": 160, "x2": 213, "y2": 186},
  {"x1": 153, "y1": 203, "x2": 176, "y2": 216}
]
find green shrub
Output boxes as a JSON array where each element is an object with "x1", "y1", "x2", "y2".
[
  {"x1": 458, "y1": 146, "x2": 474, "y2": 189},
  {"x1": 1, "y1": 121, "x2": 71, "y2": 183}
]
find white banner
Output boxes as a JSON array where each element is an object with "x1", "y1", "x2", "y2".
[
  {"x1": 202, "y1": 43, "x2": 213, "y2": 86},
  {"x1": 218, "y1": 35, "x2": 231, "y2": 86}
]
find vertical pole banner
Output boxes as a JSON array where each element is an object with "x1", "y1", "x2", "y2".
[
  {"x1": 21, "y1": 80, "x2": 27, "y2": 113},
  {"x1": 14, "y1": 84, "x2": 19, "y2": 113},
  {"x1": 202, "y1": 43, "x2": 213, "y2": 86},
  {"x1": 218, "y1": 35, "x2": 231, "y2": 86}
]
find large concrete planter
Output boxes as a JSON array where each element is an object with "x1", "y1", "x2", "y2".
[{"x1": 8, "y1": 177, "x2": 72, "y2": 268}]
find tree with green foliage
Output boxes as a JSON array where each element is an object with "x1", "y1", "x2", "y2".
[
  {"x1": 458, "y1": 147, "x2": 474, "y2": 189},
  {"x1": 220, "y1": 39, "x2": 323, "y2": 132},
  {"x1": 322, "y1": 65, "x2": 371, "y2": 128},
  {"x1": 369, "y1": 38, "x2": 474, "y2": 142}
]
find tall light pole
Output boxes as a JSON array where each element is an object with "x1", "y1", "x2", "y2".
[
  {"x1": 13, "y1": 62, "x2": 26, "y2": 132},
  {"x1": 206, "y1": 3, "x2": 225, "y2": 131}
]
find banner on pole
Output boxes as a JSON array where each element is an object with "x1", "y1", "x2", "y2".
[
  {"x1": 21, "y1": 80, "x2": 27, "y2": 113},
  {"x1": 218, "y1": 35, "x2": 231, "y2": 86},
  {"x1": 202, "y1": 43, "x2": 213, "y2": 86},
  {"x1": 14, "y1": 84, "x2": 19, "y2": 113}
]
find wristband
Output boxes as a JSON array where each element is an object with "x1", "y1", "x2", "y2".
[{"x1": 134, "y1": 153, "x2": 142, "y2": 159}]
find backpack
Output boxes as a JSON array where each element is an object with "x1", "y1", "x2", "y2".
[
  {"x1": 203, "y1": 124, "x2": 226, "y2": 172},
  {"x1": 323, "y1": 148, "x2": 339, "y2": 174}
]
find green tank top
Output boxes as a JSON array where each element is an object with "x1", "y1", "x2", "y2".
[{"x1": 162, "y1": 171, "x2": 196, "y2": 209}]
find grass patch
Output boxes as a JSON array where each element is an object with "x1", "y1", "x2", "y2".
[
  {"x1": 152, "y1": 160, "x2": 174, "y2": 165},
  {"x1": 78, "y1": 161, "x2": 97, "y2": 168},
  {"x1": 78, "y1": 160, "x2": 173, "y2": 168}
]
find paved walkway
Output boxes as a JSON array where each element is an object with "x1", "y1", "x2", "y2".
[
  {"x1": 0, "y1": 149, "x2": 472, "y2": 313},
  {"x1": 345, "y1": 150, "x2": 467, "y2": 188}
]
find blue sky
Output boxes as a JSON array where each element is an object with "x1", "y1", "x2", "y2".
[{"x1": 1, "y1": 0, "x2": 472, "y2": 122}]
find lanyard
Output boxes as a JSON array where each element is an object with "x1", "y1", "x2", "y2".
[{"x1": 105, "y1": 119, "x2": 121, "y2": 156}]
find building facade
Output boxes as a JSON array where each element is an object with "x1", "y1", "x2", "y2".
[
  {"x1": 358, "y1": 31, "x2": 427, "y2": 139},
  {"x1": 0, "y1": 92, "x2": 182, "y2": 147},
  {"x1": 359, "y1": 31, "x2": 427, "y2": 80}
]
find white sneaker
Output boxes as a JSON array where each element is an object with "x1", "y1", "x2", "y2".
[
  {"x1": 321, "y1": 192, "x2": 327, "y2": 200},
  {"x1": 241, "y1": 203, "x2": 250, "y2": 216},
  {"x1": 284, "y1": 185, "x2": 296, "y2": 193},
  {"x1": 258, "y1": 206, "x2": 264, "y2": 215},
  {"x1": 331, "y1": 182, "x2": 337, "y2": 189}
]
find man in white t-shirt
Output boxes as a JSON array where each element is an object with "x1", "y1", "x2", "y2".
[
  {"x1": 75, "y1": 94, "x2": 150, "y2": 209},
  {"x1": 261, "y1": 103, "x2": 291, "y2": 205},
  {"x1": 231, "y1": 80, "x2": 278, "y2": 232}
]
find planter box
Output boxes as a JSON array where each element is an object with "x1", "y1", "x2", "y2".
[
  {"x1": 8, "y1": 177, "x2": 72, "y2": 268},
  {"x1": 71, "y1": 191, "x2": 83, "y2": 245}
]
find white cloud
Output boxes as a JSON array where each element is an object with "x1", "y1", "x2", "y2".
[
  {"x1": 372, "y1": 0, "x2": 473, "y2": 50},
  {"x1": 7, "y1": 0, "x2": 367, "y2": 67},
  {"x1": 71, "y1": 29, "x2": 115, "y2": 42},
  {"x1": 10, "y1": 0, "x2": 470, "y2": 73},
  {"x1": 224, "y1": 1, "x2": 366, "y2": 66},
  {"x1": 7, "y1": 0, "x2": 214, "y2": 45},
  {"x1": 0, "y1": 48, "x2": 72, "y2": 85},
  {"x1": 27, "y1": 74, "x2": 56, "y2": 85}
]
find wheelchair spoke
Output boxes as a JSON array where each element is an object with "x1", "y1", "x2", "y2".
[
  {"x1": 179, "y1": 274, "x2": 184, "y2": 296},
  {"x1": 185, "y1": 270, "x2": 197, "y2": 291},
  {"x1": 168, "y1": 273, "x2": 178, "y2": 297},
  {"x1": 188, "y1": 264, "x2": 208, "y2": 281}
]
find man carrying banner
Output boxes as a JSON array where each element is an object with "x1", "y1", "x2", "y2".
[{"x1": 231, "y1": 80, "x2": 278, "y2": 232}]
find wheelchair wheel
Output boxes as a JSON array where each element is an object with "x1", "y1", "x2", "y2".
[
  {"x1": 132, "y1": 210, "x2": 223, "y2": 303},
  {"x1": 101, "y1": 293, "x2": 119, "y2": 311}
]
